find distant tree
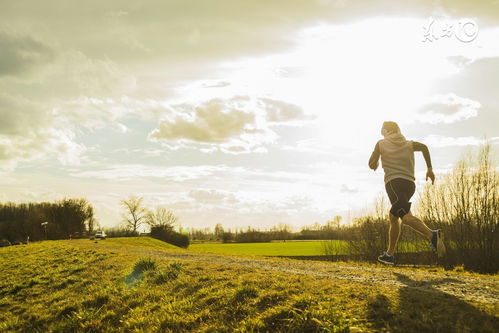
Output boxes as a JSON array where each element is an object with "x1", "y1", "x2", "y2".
[
  {"x1": 146, "y1": 207, "x2": 178, "y2": 230},
  {"x1": 270, "y1": 223, "x2": 293, "y2": 240},
  {"x1": 214, "y1": 223, "x2": 224, "y2": 241},
  {"x1": 190, "y1": 227, "x2": 215, "y2": 241},
  {"x1": 87, "y1": 217, "x2": 95, "y2": 234},
  {"x1": 235, "y1": 227, "x2": 272, "y2": 243},
  {"x1": 222, "y1": 230, "x2": 234, "y2": 243},
  {"x1": 120, "y1": 196, "x2": 147, "y2": 233}
]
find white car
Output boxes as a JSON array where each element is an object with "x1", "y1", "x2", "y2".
[{"x1": 94, "y1": 231, "x2": 107, "y2": 239}]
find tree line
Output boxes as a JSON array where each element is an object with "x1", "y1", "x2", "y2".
[
  {"x1": 189, "y1": 218, "x2": 347, "y2": 243},
  {"x1": 0, "y1": 198, "x2": 94, "y2": 243},
  {"x1": 0, "y1": 195, "x2": 188, "y2": 248}
]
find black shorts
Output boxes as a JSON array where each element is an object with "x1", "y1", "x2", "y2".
[{"x1": 385, "y1": 178, "x2": 415, "y2": 218}]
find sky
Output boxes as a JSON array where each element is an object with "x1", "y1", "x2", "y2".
[{"x1": 1, "y1": 0, "x2": 499, "y2": 231}]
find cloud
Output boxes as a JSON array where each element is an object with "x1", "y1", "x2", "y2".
[
  {"x1": 340, "y1": 184, "x2": 358, "y2": 194},
  {"x1": 58, "y1": 95, "x2": 166, "y2": 131},
  {"x1": 188, "y1": 189, "x2": 239, "y2": 205},
  {"x1": 0, "y1": 93, "x2": 85, "y2": 168},
  {"x1": 0, "y1": 127, "x2": 86, "y2": 169},
  {"x1": 149, "y1": 96, "x2": 308, "y2": 154},
  {"x1": 69, "y1": 164, "x2": 234, "y2": 181},
  {"x1": 424, "y1": 135, "x2": 499, "y2": 147},
  {"x1": 0, "y1": 30, "x2": 54, "y2": 77},
  {"x1": 51, "y1": 50, "x2": 137, "y2": 98},
  {"x1": 259, "y1": 97, "x2": 312, "y2": 123},
  {"x1": 417, "y1": 93, "x2": 481, "y2": 124},
  {"x1": 150, "y1": 97, "x2": 257, "y2": 143},
  {"x1": 202, "y1": 81, "x2": 231, "y2": 88},
  {"x1": 0, "y1": 93, "x2": 52, "y2": 136}
]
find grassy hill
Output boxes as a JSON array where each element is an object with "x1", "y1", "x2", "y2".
[{"x1": 0, "y1": 237, "x2": 497, "y2": 332}]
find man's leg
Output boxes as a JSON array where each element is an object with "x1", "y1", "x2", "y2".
[
  {"x1": 401, "y1": 212, "x2": 432, "y2": 240},
  {"x1": 387, "y1": 213, "x2": 401, "y2": 256}
]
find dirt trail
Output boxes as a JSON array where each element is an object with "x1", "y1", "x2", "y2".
[{"x1": 93, "y1": 243, "x2": 499, "y2": 307}]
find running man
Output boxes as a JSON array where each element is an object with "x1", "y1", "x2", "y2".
[{"x1": 368, "y1": 121, "x2": 445, "y2": 265}]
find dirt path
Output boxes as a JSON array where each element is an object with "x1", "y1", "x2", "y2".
[{"x1": 92, "y1": 243, "x2": 499, "y2": 307}]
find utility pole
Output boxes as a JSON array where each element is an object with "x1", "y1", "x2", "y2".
[{"x1": 41, "y1": 222, "x2": 49, "y2": 240}]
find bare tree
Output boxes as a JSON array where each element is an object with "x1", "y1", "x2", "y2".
[
  {"x1": 416, "y1": 144, "x2": 498, "y2": 273},
  {"x1": 214, "y1": 223, "x2": 224, "y2": 241},
  {"x1": 146, "y1": 207, "x2": 178, "y2": 230},
  {"x1": 120, "y1": 196, "x2": 147, "y2": 233},
  {"x1": 271, "y1": 223, "x2": 293, "y2": 240}
]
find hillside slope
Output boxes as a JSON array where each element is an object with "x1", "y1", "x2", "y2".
[{"x1": 1, "y1": 238, "x2": 497, "y2": 332}]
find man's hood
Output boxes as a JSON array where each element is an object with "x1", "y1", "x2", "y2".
[{"x1": 384, "y1": 132, "x2": 407, "y2": 145}]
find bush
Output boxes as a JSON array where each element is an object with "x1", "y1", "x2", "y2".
[
  {"x1": 417, "y1": 144, "x2": 499, "y2": 273},
  {"x1": 346, "y1": 216, "x2": 388, "y2": 260},
  {"x1": 103, "y1": 227, "x2": 138, "y2": 238},
  {"x1": 150, "y1": 226, "x2": 190, "y2": 248}
]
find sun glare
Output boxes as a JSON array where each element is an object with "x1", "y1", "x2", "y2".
[{"x1": 175, "y1": 17, "x2": 475, "y2": 147}]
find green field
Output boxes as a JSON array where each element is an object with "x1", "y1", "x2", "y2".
[
  {"x1": 189, "y1": 240, "x2": 427, "y2": 257},
  {"x1": 1, "y1": 237, "x2": 497, "y2": 332},
  {"x1": 190, "y1": 241, "x2": 335, "y2": 256}
]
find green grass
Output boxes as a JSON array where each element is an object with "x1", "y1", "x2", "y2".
[
  {"x1": 103, "y1": 236, "x2": 181, "y2": 250},
  {"x1": 0, "y1": 237, "x2": 496, "y2": 332},
  {"x1": 190, "y1": 241, "x2": 337, "y2": 256},
  {"x1": 189, "y1": 240, "x2": 429, "y2": 257}
]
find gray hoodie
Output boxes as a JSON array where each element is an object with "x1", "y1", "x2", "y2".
[
  {"x1": 369, "y1": 132, "x2": 434, "y2": 185},
  {"x1": 378, "y1": 133, "x2": 415, "y2": 183}
]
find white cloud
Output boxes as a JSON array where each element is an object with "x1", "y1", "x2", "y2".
[
  {"x1": 424, "y1": 135, "x2": 499, "y2": 147},
  {"x1": 69, "y1": 164, "x2": 234, "y2": 181},
  {"x1": 150, "y1": 97, "x2": 257, "y2": 143},
  {"x1": 188, "y1": 189, "x2": 239, "y2": 205},
  {"x1": 0, "y1": 93, "x2": 85, "y2": 169},
  {"x1": 58, "y1": 95, "x2": 167, "y2": 131},
  {"x1": 259, "y1": 97, "x2": 312, "y2": 123},
  {"x1": 417, "y1": 93, "x2": 481, "y2": 124},
  {"x1": 283, "y1": 138, "x2": 342, "y2": 155},
  {"x1": 49, "y1": 50, "x2": 137, "y2": 98},
  {"x1": 149, "y1": 96, "x2": 309, "y2": 154},
  {"x1": 340, "y1": 184, "x2": 358, "y2": 194}
]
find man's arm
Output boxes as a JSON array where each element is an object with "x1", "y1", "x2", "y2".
[
  {"x1": 368, "y1": 142, "x2": 380, "y2": 170},
  {"x1": 413, "y1": 141, "x2": 435, "y2": 184}
]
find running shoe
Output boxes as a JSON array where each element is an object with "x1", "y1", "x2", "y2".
[{"x1": 377, "y1": 252, "x2": 395, "y2": 265}]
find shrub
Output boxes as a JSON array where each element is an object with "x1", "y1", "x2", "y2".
[
  {"x1": 150, "y1": 226, "x2": 190, "y2": 248},
  {"x1": 103, "y1": 227, "x2": 138, "y2": 238},
  {"x1": 417, "y1": 144, "x2": 499, "y2": 273},
  {"x1": 346, "y1": 216, "x2": 388, "y2": 260},
  {"x1": 321, "y1": 240, "x2": 344, "y2": 261},
  {"x1": 132, "y1": 258, "x2": 158, "y2": 275}
]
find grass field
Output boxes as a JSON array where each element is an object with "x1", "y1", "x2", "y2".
[
  {"x1": 190, "y1": 241, "x2": 332, "y2": 256},
  {"x1": 1, "y1": 237, "x2": 497, "y2": 332},
  {"x1": 189, "y1": 240, "x2": 427, "y2": 257}
]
